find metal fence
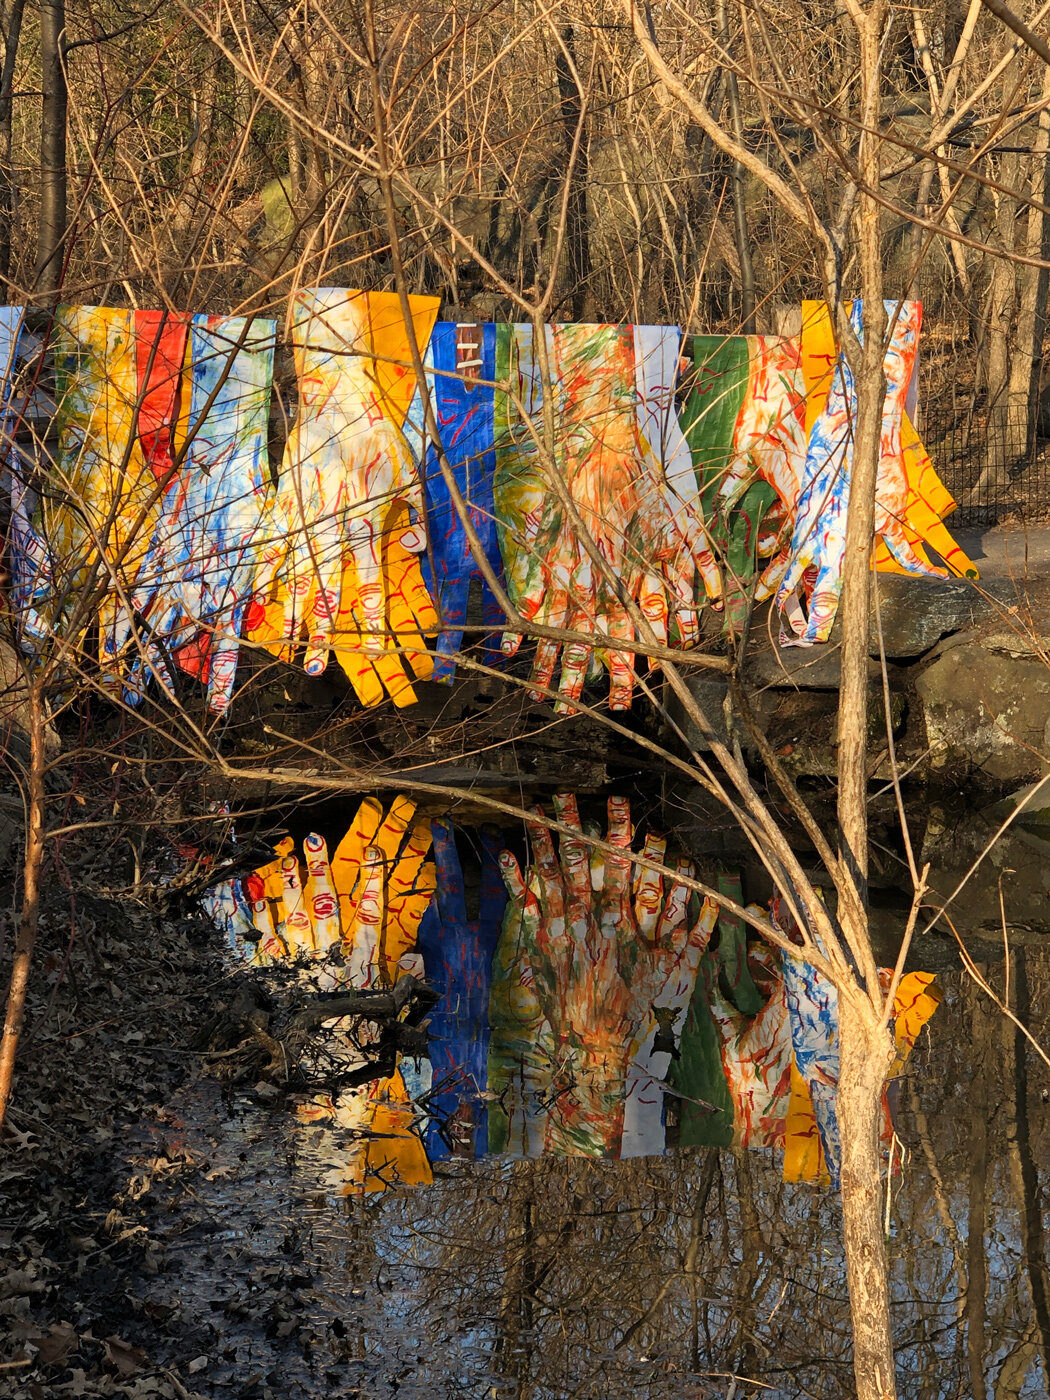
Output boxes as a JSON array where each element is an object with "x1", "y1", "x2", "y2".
[{"x1": 921, "y1": 404, "x2": 1050, "y2": 526}]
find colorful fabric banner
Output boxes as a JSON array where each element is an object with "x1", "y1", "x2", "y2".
[
  {"x1": 495, "y1": 324, "x2": 719, "y2": 710},
  {"x1": 406, "y1": 322, "x2": 506, "y2": 681},
  {"x1": 121, "y1": 314, "x2": 276, "y2": 712},
  {"x1": 779, "y1": 300, "x2": 975, "y2": 642},
  {"x1": 682, "y1": 336, "x2": 793, "y2": 630},
  {"x1": 3, "y1": 299, "x2": 979, "y2": 714},
  {"x1": 33, "y1": 309, "x2": 154, "y2": 666},
  {"x1": 245, "y1": 287, "x2": 439, "y2": 707}
]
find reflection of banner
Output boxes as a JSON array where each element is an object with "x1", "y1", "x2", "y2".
[
  {"x1": 210, "y1": 803, "x2": 941, "y2": 1186},
  {"x1": 489, "y1": 796, "x2": 716, "y2": 1159},
  {"x1": 211, "y1": 795, "x2": 437, "y2": 1195},
  {"x1": 416, "y1": 821, "x2": 505, "y2": 1159}
]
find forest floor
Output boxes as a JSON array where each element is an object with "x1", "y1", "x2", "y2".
[
  {"x1": 0, "y1": 881, "x2": 424, "y2": 1400},
  {"x1": 0, "y1": 887, "x2": 237, "y2": 1400}
]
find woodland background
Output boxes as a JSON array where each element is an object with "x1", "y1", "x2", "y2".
[{"x1": 5, "y1": 0, "x2": 1050, "y2": 506}]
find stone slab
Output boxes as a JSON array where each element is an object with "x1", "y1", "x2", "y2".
[{"x1": 915, "y1": 636, "x2": 1050, "y2": 785}]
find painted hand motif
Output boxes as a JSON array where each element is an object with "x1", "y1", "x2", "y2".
[
  {"x1": 496, "y1": 794, "x2": 713, "y2": 1157},
  {"x1": 714, "y1": 336, "x2": 809, "y2": 524},
  {"x1": 415, "y1": 820, "x2": 506, "y2": 1158},
  {"x1": 774, "y1": 896, "x2": 942, "y2": 1187},
  {"x1": 620, "y1": 850, "x2": 718, "y2": 1157},
  {"x1": 706, "y1": 933, "x2": 795, "y2": 1150},
  {"x1": 682, "y1": 334, "x2": 799, "y2": 630},
  {"x1": 633, "y1": 325, "x2": 722, "y2": 647},
  {"x1": 242, "y1": 797, "x2": 436, "y2": 1197},
  {"x1": 122, "y1": 314, "x2": 275, "y2": 712},
  {"x1": 102, "y1": 311, "x2": 191, "y2": 679},
  {"x1": 32, "y1": 307, "x2": 166, "y2": 670},
  {"x1": 404, "y1": 322, "x2": 507, "y2": 681},
  {"x1": 495, "y1": 325, "x2": 721, "y2": 713},
  {"x1": 246, "y1": 288, "x2": 439, "y2": 708},
  {"x1": 777, "y1": 300, "x2": 946, "y2": 644},
  {"x1": 0, "y1": 308, "x2": 58, "y2": 646},
  {"x1": 239, "y1": 796, "x2": 436, "y2": 991}
]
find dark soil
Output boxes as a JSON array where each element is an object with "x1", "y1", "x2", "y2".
[{"x1": 0, "y1": 885, "x2": 234, "y2": 1399}]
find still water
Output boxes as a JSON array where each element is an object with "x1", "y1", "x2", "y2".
[{"x1": 125, "y1": 951, "x2": 1049, "y2": 1400}]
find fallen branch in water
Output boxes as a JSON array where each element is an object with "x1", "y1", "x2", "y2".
[{"x1": 189, "y1": 974, "x2": 440, "y2": 1089}]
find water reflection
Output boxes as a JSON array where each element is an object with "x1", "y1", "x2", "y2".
[
  {"x1": 190, "y1": 808, "x2": 1050, "y2": 1394},
  {"x1": 204, "y1": 809, "x2": 945, "y2": 1206},
  {"x1": 310, "y1": 957, "x2": 1049, "y2": 1398},
  {"x1": 139, "y1": 947, "x2": 1049, "y2": 1398}
]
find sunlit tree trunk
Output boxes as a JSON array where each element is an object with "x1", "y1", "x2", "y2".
[
  {"x1": 834, "y1": 3, "x2": 900, "y2": 1395},
  {"x1": 1006, "y1": 73, "x2": 1050, "y2": 475},
  {"x1": 0, "y1": 0, "x2": 27, "y2": 288},
  {"x1": 35, "y1": 0, "x2": 67, "y2": 296},
  {"x1": 0, "y1": 678, "x2": 46, "y2": 1132},
  {"x1": 836, "y1": 996, "x2": 897, "y2": 1399},
  {"x1": 981, "y1": 156, "x2": 1020, "y2": 488}
]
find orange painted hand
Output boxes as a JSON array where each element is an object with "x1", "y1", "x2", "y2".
[
  {"x1": 496, "y1": 325, "x2": 720, "y2": 714},
  {"x1": 240, "y1": 796, "x2": 435, "y2": 989}
]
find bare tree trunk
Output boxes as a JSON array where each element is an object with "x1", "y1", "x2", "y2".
[
  {"x1": 837, "y1": 997, "x2": 897, "y2": 1400},
  {"x1": 1006, "y1": 72, "x2": 1050, "y2": 473},
  {"x1": 0, "y1": 0, "x2": 27, "y2": 289},
  {"x1": 35, "y1": 0, "x2": 67, "y2": 297},
  {"x1": 834, "y1": 5, "x2": 899, "y2": 1396},
  {"x1": 980, "y1": 157, "x2": 1020, "y2": 489},
  {"x1": 171, "y1": 30, "x2": 222, "y2": 244},
  {"x1": 555, "y1": 27, "x2": 591, "y2": 321},
  {"x1": 0, "y1": 679, "x2": 46, "y2": 1134},
  {"x1": 717, "y1": 0, "x2": 755, "y2": 332}
]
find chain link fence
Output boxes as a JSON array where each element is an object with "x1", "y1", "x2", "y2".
[{"x1": 920, "y1": 403, "x2": 1050, "y2": 526}]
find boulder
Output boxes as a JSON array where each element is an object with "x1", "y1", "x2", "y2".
[
  {"x1": 743, "y1": 573, "x2": 1011, "y2": 686},
  {"x1": 861, "y1": 573, "x2": 1011, "y2": 658},
  {"x1": 915, "y1": 635, "x2": 1050, "y2": 784},
  {"x1": 746, "y1": 638, "x2": 883, "y2": 689}
]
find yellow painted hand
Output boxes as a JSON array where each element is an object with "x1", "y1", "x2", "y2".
[{"x1": 246, "y1": 289, "x2": 440, "y2": 708}]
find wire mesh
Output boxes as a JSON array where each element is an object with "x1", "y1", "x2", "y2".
[{"x1": 921, "y1": 402, "x2": 1050, "y2": 526}]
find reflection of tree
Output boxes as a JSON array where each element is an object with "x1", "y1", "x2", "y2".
[
  {"x1": 355, "y1": 957, "x2": 1050, "y2": 1399},
  {"x1": 1004, "y1": 948, "x2": 1050, "y2": 1388},
  {"x1": 968, "y1": 976, "x2": 991, "y2": 1400}
]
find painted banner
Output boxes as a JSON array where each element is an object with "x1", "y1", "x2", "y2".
[
  {"x1": 405, "y1": 322, "x2": 506, "y2": 680},
  {"x1": 245, "y1": 288, "x2": 439, "y2": 707},
  {"x1": 121, "y1": 314, "x2": 276, "y2": 712}
]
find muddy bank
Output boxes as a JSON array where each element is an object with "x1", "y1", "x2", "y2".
[{"x1": 0, "y1": 891, "x2": 231, "y2": 1399}]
